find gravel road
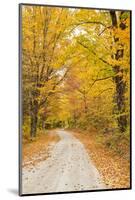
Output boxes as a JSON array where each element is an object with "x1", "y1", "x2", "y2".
[{"x1": 22, "y1": 130, "x2": 106, "y2": 194}]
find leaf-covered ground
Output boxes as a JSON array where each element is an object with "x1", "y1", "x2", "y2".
[
  {"x1": 22, "y1": 130, "x2": 60, "y2": 169},
  {"x1": 22, "y1": 128, "x2": 130, "y2": 189},
  {"x1": 72, "y1": 130, "x2": 130, "y2": 189}
]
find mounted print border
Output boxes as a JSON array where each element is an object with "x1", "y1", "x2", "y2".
[{"x1": 19, "y1": 3, "x2": 132, "y2": 196}]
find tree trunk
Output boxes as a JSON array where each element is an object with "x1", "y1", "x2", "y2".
[
  {"x1": 83, "y1": 93, "x2": 88, "y2": 114},
  {"x1": 30, "y1": 99, "x2": 38, "y2": 138},
  {"x1": 113, "y1": 65, "x2": 127, "y2": 132},
  {"x1": 110, "y1": 11, "x2": 127, "y2": 132},
  {"x1": 41, "y1": 115, "x2": 46, "y2": 130}
]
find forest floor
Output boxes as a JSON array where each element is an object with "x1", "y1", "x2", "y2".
[
  {"x1": 72, "y1": 129, "x2": 130, "y2": 189},
  {"x1": 22, "y1": 130, "x2": 60, "y2": 169}
]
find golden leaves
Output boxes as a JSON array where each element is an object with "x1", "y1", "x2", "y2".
[
  {"x1": 73, "y1": 131, "x2": 130, "y2": 189},
  {"x1": 22, "y1": 6, "x2": 130, "y2": 149}
]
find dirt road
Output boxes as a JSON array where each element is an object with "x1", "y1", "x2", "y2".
[{"x1": 22, "y1": 130, "x2": 106, "y2": 194}]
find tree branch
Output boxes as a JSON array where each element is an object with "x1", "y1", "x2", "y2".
[
  {"x1": 98, "y1": 26, "x2": 113, "y2": 36},
  {"x1": 70, "y1": 21, "x2": 106, "y2": 33},
  {"x1": 75, "y1": 21, "x2": 106, "y2": 28},
  {"x1": 77, "y1": 41, "x2": 113, "y2": 67},
  {"x1": 39, "y1": 68, "x2": 70, "y2": 108},
  {"x1": 89, "y1": 75, "x2": 113, "y2": 91},
  {"x1": 96, "y1": 87, "x2": 113, "y2": 96}
]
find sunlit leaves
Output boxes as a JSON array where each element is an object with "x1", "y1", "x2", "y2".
[{"x1": 22, "y1": 6, "x2": 130, "y2": 137}]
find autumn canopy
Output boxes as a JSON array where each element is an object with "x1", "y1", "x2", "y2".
[{"x1": 22, "y1": 6, "x2": 130, "y2": 141}]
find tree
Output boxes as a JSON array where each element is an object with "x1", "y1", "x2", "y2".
[
  {"x1": 22, "y1": 6, "x2": 73, "y2": 137},
  {"x1": 110, "y1": 11, "x2": 130, "y2": 132}
]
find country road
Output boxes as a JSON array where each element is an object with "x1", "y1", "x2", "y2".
[{"x1": 22, "y1": 130, "x2": 106, "y2": 194}]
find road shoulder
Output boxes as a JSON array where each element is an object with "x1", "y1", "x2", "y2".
[
  {"x1": 71, "y1": 130, "x2": 130, "y2": 189},
  {"x1": 22, "y1": 130, "x2": 60, "y2": 169}
]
